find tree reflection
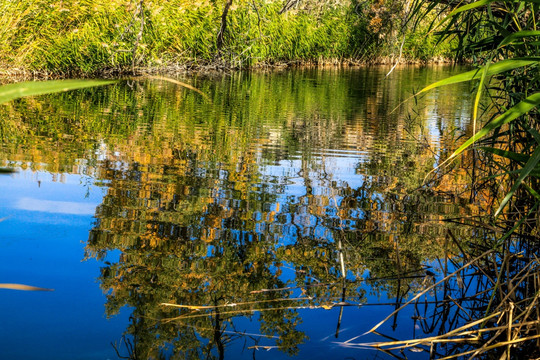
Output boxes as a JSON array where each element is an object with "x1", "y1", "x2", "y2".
[
  {"x1": 0, "y1": 67, "x2": 476, "y2": 358},
  {"x1": 85, "y1": 133, "x2": 461, "y2": 358}
]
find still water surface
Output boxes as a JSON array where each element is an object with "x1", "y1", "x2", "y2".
[{"x1": 0, "y1": 67, "x2": 474, "y2": 359}]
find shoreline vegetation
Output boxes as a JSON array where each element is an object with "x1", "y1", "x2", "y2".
[
  {"x1": 0, "y1": 0, "x2": 455, "y2": 78},
  {"x1": 0, "y1": 59, "x2": 456, "y2": 80},
  {"x1": 3, "y1": 0, "x2": 540, "y2": 358},
  {"x1": 366, "y1": 0, "x2": 540, "y2": 356}
]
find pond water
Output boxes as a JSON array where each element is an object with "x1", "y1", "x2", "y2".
[{"x1": 0, "y1": 66, "x2": 475, "y2": 359}]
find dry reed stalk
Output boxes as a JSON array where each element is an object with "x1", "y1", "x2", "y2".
[
  {"x1": 361, "y1": 251, "x2": 540, "y2": 358},
  {"x1": 343, "y1": 311, "x2": 502, "y2": 349},
  {"x1": 361, "y1": 249, "x2": 494, "y2": 337}
]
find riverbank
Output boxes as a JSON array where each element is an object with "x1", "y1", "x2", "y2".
[
  {"x1": 0, "y1": 57, "x2": 456, "y2": 80},
  {"x1": 0, "y1": 0, "x2": 453, "y2": 78}
]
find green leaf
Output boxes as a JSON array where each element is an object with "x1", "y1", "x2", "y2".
[
  {"x1": 0, "y1": 168, "x2": 17, "y2": 174},
  {"x1": 495, "y1": 145, "x2": 540, "y2": 216},
  {"x1": 523, "y1": 183, "x2": 540, "y2": 201},
  {"x1": 449, "y1": 92, "x2": 540, "y2": 160},
  {"x1": 434, "y1": 0, "x2": 496, "y2": 32},
  {"x1": 418, "y1": 59, "x2": 538, "y2": 94},
  {"x1": 479, "y1": 147, "x2": 530, "y2": 163},
  {"x1": 434, "y1": 0, "x2": 496, "y2": 30},
  {"x1": 448, "y1": 0, "x2": 496, "y2": 17},
  {"x1": 483, "y1": 169, "x2": 540, "y2": 179},
  {"x1": 528, "y1": 128, "x2": 540, "y2": 144},
  {"x1": 499, "y1": 30, "x2": 540, "y2": 48},
  {"x1": 438, "y1": 0, "x2": 540, "y2": 30},
  {"x1": 472, "y1": 60, "x2": 490, "y2": 137},
  {"x1": 0, "y1": 79, "x2": 117, "y2": 105},
  {"x1": 498, "y1": 201, "x2": 539, "y2": 243}
]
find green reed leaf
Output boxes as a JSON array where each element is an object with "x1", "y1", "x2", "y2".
[
  {"x1": 523, "y1": 183, "x2": 540, "y2": 201},
  {"x1": 448, "y1": 0, "x2": 496, "y2": 17},
  {"x1": 418, "y1": 59, "x2": 538, "y2": 95},
  {"x1": 479, "y1": 147, "x2": 531, "y2": 163},
  {"x1": 449, "y1": 92, "x2": 540, "y2": 160},
  {"x1": 0, "y1": 79, "x2": 117, "y2": 105},
  {"x1": 0, "y1": 168, "x2": 17, "y2": 174},
  {"x1": 433, "y1": 0, "x2": 496, "y2": 30},
  {"x1": 499, "y1": 30, "x2": 540, "y2": 48},
  {"x1": 528, "y1": 128, "x2": 540, "y2": 144},
  {"x1": 472, "y1": 60, "x2": 490, "y2": 140},
  {"x1": 495, "y1": 145, "x2": 540, "y2": 216},
  {"x1": 498, "y1": 201, "x2": 539, "y2": 243}
]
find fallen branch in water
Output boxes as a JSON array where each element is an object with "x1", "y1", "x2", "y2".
[{"x1": 0, "y1": 283, "x2": 53, "y2": 291}]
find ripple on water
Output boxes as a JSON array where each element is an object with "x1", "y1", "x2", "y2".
[{"x1": 0, "y1": 67, "x2": 476, "y2": 360}]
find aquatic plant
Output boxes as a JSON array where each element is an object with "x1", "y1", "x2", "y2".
[
  {"x1": 0, "y1": 79, "x2": 117, "y2": 104},
  {"x1": 359, "y1": 0, "x2": 540, "y2": 357}
]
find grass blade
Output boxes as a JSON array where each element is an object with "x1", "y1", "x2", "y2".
[
  {"x1": 449, "y1": 92, "x2": 540, "y2": 160},
  {"x1": 499, "y1": 30, "x2": 540, "y2": 48},
  {"x1": 417, "y1": 59, "x2": 538, "y2": 95},
  {"x1": 494, "y1": 145, "x2": 540, "y2": 216},
  {"x1": 0, "y1": 80, "x2": 117, "y2": 105},
  {"x1": 448, "y1": 0, "x2": 496, "y2": 17},
  {"x1": 479, "y1": 147, "x2": 530, "y2": 163},
  {"x1": 433, "y1": 0, "x2": 496, "y2": 30},
  {"x1": 0, "y1": 168, "x2": 17, "y2": 174},
  {"x1": 472, "y1": 60, "x2": 490, "y2": 139}
]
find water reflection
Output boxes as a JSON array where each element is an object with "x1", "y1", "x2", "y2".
[{"x1": 1, "y1": 67, "x2": 474, "y2": 359}]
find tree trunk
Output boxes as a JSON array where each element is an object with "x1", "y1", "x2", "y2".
[{"x1": 216, "y1": 0, "x2": 233, "y2": 52}]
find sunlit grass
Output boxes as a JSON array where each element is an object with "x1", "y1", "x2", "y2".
[{"x1": 0, "y1": 0, "x2": 453, "y2": 75}]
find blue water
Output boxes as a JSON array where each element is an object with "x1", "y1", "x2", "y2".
[
  {"x1": 0, "y1": 172, "x2": 129, "y2": 360},
  {"x1": 0, "y1": 67, "x2": 473, "y2": 359}
]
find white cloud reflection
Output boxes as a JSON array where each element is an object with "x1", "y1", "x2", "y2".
[{"x1": 16, "y1": 198, "x2": 97, "y2": 215}]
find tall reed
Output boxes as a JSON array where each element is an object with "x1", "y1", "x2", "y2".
[
  {"x1": 358, "y1": 0, "x2": 540, "y2": 357},
  {"x1": 0, "y1": 0, "x2": 452, "y2": 75}
]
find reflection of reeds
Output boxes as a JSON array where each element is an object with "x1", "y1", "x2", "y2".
[
  {"x1": 160, "y1": 295, "x2": 364, "y2": 322},
  {"x1": 340, "y1": 247, "x2": 540, "y2": 359}
]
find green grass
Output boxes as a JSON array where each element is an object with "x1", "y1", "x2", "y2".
[{"x1": 0, "y1": 0, "x2": 453, "y2": 75}]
